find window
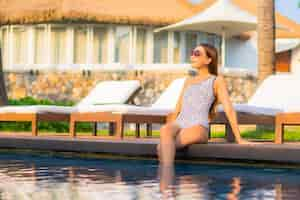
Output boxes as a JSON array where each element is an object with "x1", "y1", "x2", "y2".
[
  {"x1": 51, "y1": 26, "x2": 67, "y2": 64},
  {"x1": 173, "y1": 32, "x2": 181, "y2": 64},
  {"x1": 114, "y1": 26, "x2": 131, "y2": 64},
  {"x1": 34, "y1": 26, "x2": 47, "y2": 64},
  {"x1": 93, "y1": 27, "x2": 108, "y2": 64},
  {"x1": 184, "y1": 32, "x2": 198, "y2": 63},
  {"x1": 12, "y1": 27, "x2": 27, "y2": 64},
  {"x1": 74, "y1": 26, "x2": 87, "y2": 64},
  {"x1": 153, "y1": 31, "x2": 168, "y2": 63},
  {"x1": 207, "y1": 33, "x2": 222, "y2": 65},
  {"x1": 136, "y1": 28, "x2": 147, "y2": 64}
]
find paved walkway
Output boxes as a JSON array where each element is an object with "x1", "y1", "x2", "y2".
[{"x1": 0, "y1": 133, "x2": 300, "y2": 164}]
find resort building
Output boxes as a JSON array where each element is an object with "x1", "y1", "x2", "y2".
[{"x1": 0, "y1": 0, "x2": 300, "y2": 103}]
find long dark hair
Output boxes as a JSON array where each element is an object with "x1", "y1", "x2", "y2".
[{"x1": 199, "y1": 43, "x2": 219, "y2": 120}]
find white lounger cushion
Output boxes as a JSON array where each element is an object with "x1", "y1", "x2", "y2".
[
  {"x1": 0, "y1": 80, "x2": 141, "y2": 114},
  {"x1": 0, "y1": 105, "x2": 76, "y2": 114},
  {"x1": 76, "y1": 78, "x2": 186, "y2": 115},
  {"x1": 113, "y1": 106, "x2": 172, "y2": 116},
  {"x1": 151, "y1": 78, "x2": 186, "y2": 110},
  {"x1": 217, "y1": 104, "x2": 283, "y2": 116},
  {"x1": 77, "y1": 104, "x2": 172, "y2": 116},
  {"x1": 218, "y1": 74, "x2": 300, "y2": 116},
  {"x1": 77, "y1": 80, "x2": 140, "y2": 106},
  {"x1": 77, "y1": 104, "x2": 125, "y2": 113},
  {"x1": 248, "y1": 75, "x2": 300, "y2": 111}
]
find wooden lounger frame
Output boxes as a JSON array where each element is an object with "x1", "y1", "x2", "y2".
[
  {"x1": 211, "y1": 111, "x2": 297, "y2": 144},
  {"x1": 275, "y1": 112, "x2": 300, "y2": 144},
  {"x1": 70, "y1": 112, "x2": 168, "y2": 139},
  {"x1": 0, "y1": 113, "x2": 70, "y2": 136},
  {"x1": 0, "y1": 86, "x2": 142, "y2": 137}
]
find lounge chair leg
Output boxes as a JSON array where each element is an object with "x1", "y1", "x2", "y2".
[
  {"x1": 146, "y1": 124, "x2": 152, "y2": 137},
  {"x1": 136, "y1": 123, "x2": 140, "y2": 138},
  {"x1": 92, "y1": 122, "x2": 97, "y2": 136},
  {"x1": 275, "y1": 115, "x2": 284, "y2": 144},
  {"x1": 32, "y1": 117, "x2": 38, "y2": 136},
  {"x1": 225, "y1": 123, "x2": 235, "y2": 143},
  {"x1": 109, "y1": 122, "x2": 114, "y2": 136},
  {"x1": 115, "y1": 117, "x2": 124, "y2": 139},
  {"x1": 70, "y1": 119, "x2": 76, "y2": 138}
]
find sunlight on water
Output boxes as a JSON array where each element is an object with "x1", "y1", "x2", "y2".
[{"x1": 0, "y1": 153, "x2": 299, "y2": 199}]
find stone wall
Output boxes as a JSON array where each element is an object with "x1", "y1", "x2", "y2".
[{"x1": 4, "y1": 70, "x2": 258, "y2": 105}]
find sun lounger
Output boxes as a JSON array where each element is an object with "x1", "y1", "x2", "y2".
[
  {"x1": 70, "y1": 78, "x2": 186, "y2": 138},
  {"x1": 214, "y1": 74, "x2": 300, "y2": 143},
  {"x1": 0, "y1": 80, "x2": 141, "y2": 136}
]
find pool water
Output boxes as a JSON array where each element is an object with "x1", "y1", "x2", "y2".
[{"x1": 0, "y1": 152, "x2": 299, "y2": 199}]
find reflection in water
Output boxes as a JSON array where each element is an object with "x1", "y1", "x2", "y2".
[
  {"x1": 159, "y1": 165, "x2": 176, "y2": 199},
  {"x1": 227, "y1": 177, "x2": 241, "y2": 200},
  {"x1": 0, "y1": 153, "x2": 299, "y2": 199}
]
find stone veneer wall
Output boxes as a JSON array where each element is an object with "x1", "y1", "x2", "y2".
[{"x1": 4, "y1": 70, "x2": 258, "y2": 105}]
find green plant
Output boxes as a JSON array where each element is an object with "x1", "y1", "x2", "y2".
[{"x1": 2, "y1": 97, "x2": 86, "y2": 133}]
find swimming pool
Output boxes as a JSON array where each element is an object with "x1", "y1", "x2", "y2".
[{"x1": 0, "y1": 152, "x2": 299, "y2": 199}]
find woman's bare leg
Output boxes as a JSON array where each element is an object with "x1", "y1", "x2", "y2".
[
  {"x1": 158, "y1": 164, "x2": 176, "y2": 197},
  {"x1": 158, "y1": 123, "x2": 181, "y2": 166},
  {"x1": 175, "y1": 125, "x2": 208, "y2": 149},
  {"x1": 158, "y1": 123, "x2": 208, "y2": 165},
  {"x1": 158, "y1": 124, "x2": 208, "y2": 197}
]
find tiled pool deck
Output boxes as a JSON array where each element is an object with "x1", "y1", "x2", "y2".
[{"x1": 1, "y1": 133, "x2": 300, "y2": 165}]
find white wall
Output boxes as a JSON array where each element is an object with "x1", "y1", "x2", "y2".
[
  {"x1": 291, "y1": 45, "x2": 300, "y2": 74},
  {"x1": 225, "y1": 32, "x2": 258, "y2": 72}
]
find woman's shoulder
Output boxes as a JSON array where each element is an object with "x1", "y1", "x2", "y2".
[
  {"x1": 214, "y1": 75, "x2": 226, "y2": 83},
  {"x1": 211, "y1": 75, "x2": 227, "y2": 91}
]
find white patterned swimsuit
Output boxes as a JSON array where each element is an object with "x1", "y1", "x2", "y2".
[{"x1": 175, "y1": 76, "x2": 216, "y2": 129}]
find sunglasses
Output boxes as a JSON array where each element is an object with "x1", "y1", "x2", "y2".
[{"x1": 191, "y1": 49, "x2": 202, "y2": 57}]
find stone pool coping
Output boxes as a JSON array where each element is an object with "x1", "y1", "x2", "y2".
[{"x1": 0, "y1": 134, "x2": 300, "y2": 165}]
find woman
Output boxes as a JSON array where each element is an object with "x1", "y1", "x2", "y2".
[{"x1": 158, "y1": 43, "x2": 249, "y2": 166}]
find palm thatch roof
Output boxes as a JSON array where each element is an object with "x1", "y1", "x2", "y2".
[
  {"x1": 0, "y1": 0, "x2": 299, "y2": 38},
  {"x1": 0, "y1": 0, "x2": 196, "y2": 26}
]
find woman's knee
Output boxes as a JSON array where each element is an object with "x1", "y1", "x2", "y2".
[
  {"x1": 156, "y1": 144, "x2": 161, "y2": 156},
  {"x1": 160, "y1": 123, "x2": 178, "y2": 139},
  {"x1": 175, "y1": 125, "x2": 208, "y2": 148}
]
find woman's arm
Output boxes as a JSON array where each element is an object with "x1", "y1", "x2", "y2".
[
  {"x1": 167, "y1": 78, "x2": 189, "y2": 122},
  {"x1": 214, "y1": 76, "x2": 246, "y2": 143}
]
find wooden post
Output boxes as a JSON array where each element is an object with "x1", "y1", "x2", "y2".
[
  {"x1": 136, "y1": 123, "x2": 140, "y2": 138},
  {"x1": 31, "y1": 115, "x2": 38, "y2": 136},
  {"x1": 146, "y1": 124, "x2": 152, "y2": 137},
  {"x1": 109, "y1": 122, "x2": 114, "y2": 136},
  {"x1": 70, "y1": 116, "x2": 76, "y2": 138},
  {"x1": 275, "y1": 115, "x2": 284, "y2": 144},
  {"x1": 92, "y1": 122, "x2": 97, "y2": 136},
  {"x1": 115, "y1": 116, "x2": 124, "y2": 139}
]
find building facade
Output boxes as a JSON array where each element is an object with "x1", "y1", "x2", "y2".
[{"x1": 0, "y1": 0, "x2": 300, "y2": 104}]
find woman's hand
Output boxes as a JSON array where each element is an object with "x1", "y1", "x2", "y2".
[{"x1": 236, "y1": 138, "x2": 252, "y2": 145}]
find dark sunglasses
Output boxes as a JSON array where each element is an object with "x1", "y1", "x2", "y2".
[{"x1": 191, "y1": 49, "x2": 202, "y2": 57}]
